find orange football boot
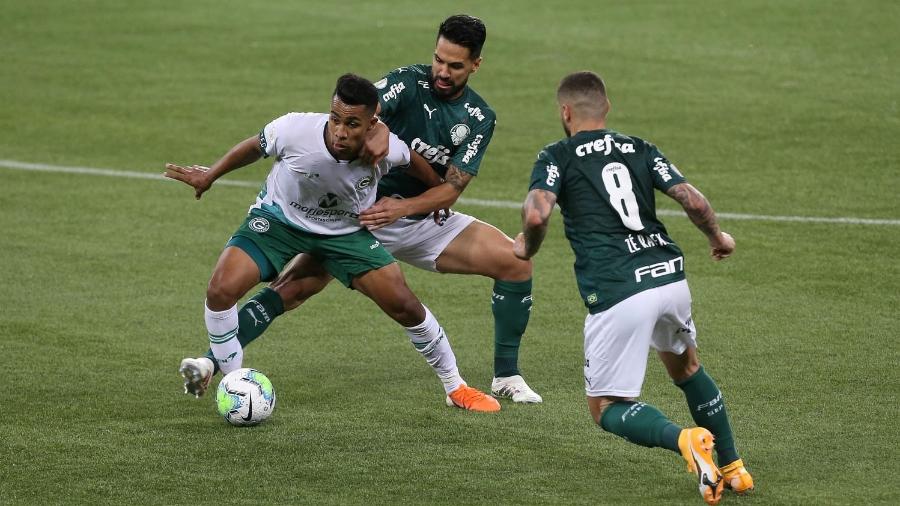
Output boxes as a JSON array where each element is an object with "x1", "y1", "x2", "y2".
[
  {"x1": 445, "y1": 384, "x2": 501, "y2": 412},
  {"x1": 678, "y1": 427, "x2": 725, "y2": 505},
  {"x1": 721, "y1": 458, "x2": 754, "y2": 494}
]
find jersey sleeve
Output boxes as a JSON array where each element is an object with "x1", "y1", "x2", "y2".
[
  {"x1": 529, "y1": 146, "x2": 563, "y2": 196},
  {"x1": 450, "y1": 111, "x2": 495, "y2": 176},
  {"x1": 377, "y1": 132, "x2": 411, "y2": 175},
  {"x1": 374, "y1": 67, "x2": 416, "y2": 121},
  {"x1": 646, "y1": 143, "x2": 687, "y2": 191},
  {"x1": 258, "y1": 113, "x2": 299, "y2": 159}
]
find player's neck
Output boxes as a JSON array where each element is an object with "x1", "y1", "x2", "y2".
[{"x1": 567, "y1": 119, "x2": 607, "y2": 136}]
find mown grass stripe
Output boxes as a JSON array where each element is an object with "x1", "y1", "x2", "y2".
[{"x1": 2, "y1": 159, "x2": 897, "y2": 226}]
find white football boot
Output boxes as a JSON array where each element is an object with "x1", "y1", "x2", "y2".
[
  {"x1": 491, "y1": 375, "x2": 543, "y2": 404},
  {"x1": 179, "y1": 357, "x2": 214, "y2": 398}
]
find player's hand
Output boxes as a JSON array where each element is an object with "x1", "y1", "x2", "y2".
[
  {"x1": 360, "y1": 197, "x2": 409, "y2": 230},
  {"x1": 432, "y1": 208, "x2": 452, "y2": 226},
  {"x1": 164, "y1": 163, "x2": 212, "y2": 200},
  {"x1": 360, "y1": 121, "x2": 389, "y2": 166},
  {"x1": 710, "y1": 231, "x2": 735, "y2": 261},
  {"x1": 513, "y1": 232, "x2": 530, "y2": 260}
]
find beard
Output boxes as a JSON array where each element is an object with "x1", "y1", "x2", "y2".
[{"x1": 429, "y1": 74, "x2": 467, "y2": 99}]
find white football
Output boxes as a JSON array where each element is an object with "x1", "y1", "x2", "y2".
[{"x1": 216, "y1": 368, "x2": 276, "y2": 426}]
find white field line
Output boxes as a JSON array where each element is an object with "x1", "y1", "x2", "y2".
[{"x1": 2, "y1": 159, "x2": 898, "y2": 226}]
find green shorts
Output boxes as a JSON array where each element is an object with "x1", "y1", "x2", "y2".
[{"x1": 226, "y1": 210, "x2": 395, "y2": 287}]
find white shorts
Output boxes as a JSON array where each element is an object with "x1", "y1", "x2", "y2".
[
  {"x1": 583, "y1": 279, "x2": 697, "y2": 398},
  {"x1": 372, "y1": 212, "x2": 476, "y2": 272}
]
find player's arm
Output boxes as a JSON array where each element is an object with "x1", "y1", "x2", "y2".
[
  {"x1": 513, "y1": 189, "x2": 557, "y2": 260},
  {"x1": 360, "y1": 114, "x2": 389, "y2": 166},
  {"x1": 359, "y1": 164, "x2": 471, "y2": 230},
  {"x1": 665, "y1": 182, "x2": 735, "y2": 260},
  {"x1": 164, "y1": 136, "x2": 262, "y2": 200},
  {"x1": 362, "y1": 105, "x2": 493, "y2": 228},
  {"x1": 366, "y1": 115, "x2": 441, "y2": 188},
  {"x1": 361, "y1": 68, "x2": 412, "y2": 165},
  {"x1": 402, "y1": 163, "x2": 471, "y2": 211},
  {"x1": 407, "y1": 151, "x2": 444, "y2": 188}
]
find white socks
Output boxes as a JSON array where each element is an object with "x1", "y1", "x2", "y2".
[
  {"x1": 205, "y1": 302, "x2": 243, "y2": 374},
  {"x1": 404, "y1": 305, "x2": 464, "y2": 394}
]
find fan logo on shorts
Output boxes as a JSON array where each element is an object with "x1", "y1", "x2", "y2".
[
  {"x1": 355, "y1": 176, "x2": 373, "y2": 190},
  {"x1": 450, "y1": 124, "x2": 470, "y2": 146},
  {"x1": 586, "y1": 293, "x2": 598, "y2": 304},
  {"x1": 248, "y1": 217, "x2": 270, "y2": 233},
  {"x1": 317, "y1": 192, "x2": 341, "y2": 208}
]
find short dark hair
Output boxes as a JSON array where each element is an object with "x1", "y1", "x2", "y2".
[
  {"x1": 557, "y1": 71, "x2": 609, "y2": 118},
  {"x1": 333, "y1": 73, "x2": 378, "y2": 113},
  {"x1": 438, "y1": 14, "x2": 487, "y2": 59}
]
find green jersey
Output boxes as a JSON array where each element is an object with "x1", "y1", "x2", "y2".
[
  {"x1": 529, "y1": 129, "x2": 688, "y2": 313},
  {"x1": 373, "y1": 64, "x2": 496, "y2": 202}
]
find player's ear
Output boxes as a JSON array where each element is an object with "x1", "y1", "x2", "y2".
[
  {"x1": 561, "y1": 103, "x2": 571, "y2": 123},
  {"x1": 368, "y1": 115, "x2": 378, "y2": 130},
  {"x1": 471, "y1": 56, "x2": 483, "y2": 74}
]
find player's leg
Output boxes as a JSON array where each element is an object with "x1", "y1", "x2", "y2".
[
  {"x1": 180, "y1": 245, "x2": 261, "y2": 396},
  {"x1": 653, "y1": 280, "x2": 752, "y2": 493},
  {"x1": 349, "y1": 262, "x2": 499, "y2": 412},
  {"x1": 205, "y1": 246, "x2": 261, "y2": 374},
  {"x1": 182, "y1": 215, "x2": 301, "y2": 396},
  {"x1": 199, "y1": 253, "x2": 333, "y2": 376},
  {"x1": 272, "y1": 253, "x2": 333, "y2": 311},
  {"x1": 584, "y1": 298, "x2": 680, "y2": 451},
  {"x1": 432, "y1": 218, "x2": 541, "y2": 403},
  {"x1": 586, "y1": 288, "x2": 724, "y2": 505}
]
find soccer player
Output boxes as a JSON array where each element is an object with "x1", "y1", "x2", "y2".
[
  {"x1": 181, "y1": 14, "x2": 542, "y2": 405},
  {"x1": 513, "y1": 71, "x2": 753, "y2": 504},
  {"x1": 166, "y1": 73, "x2": 499, "y2": 412}
]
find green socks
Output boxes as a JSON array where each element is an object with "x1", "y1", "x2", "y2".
[
  {"x1": 205, "y1": 287, "x2": 285, "y2": 374},
  {"x1": 599, "y1": 401, "x2": 682, "y2": 452},
  {"x1": 491, "y1": 279, "x2": 532, "y2": 378},
  {"x1": 676, "y1": 366, "x2": 740, "y2": 466}
]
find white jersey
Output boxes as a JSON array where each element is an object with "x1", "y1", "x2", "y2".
[{"x1": 251, "y1": 112, "x2": 410, "y2": 235}]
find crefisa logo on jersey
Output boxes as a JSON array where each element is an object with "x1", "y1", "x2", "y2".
[
  {"x1": 249, "y1": 217, "x2": 270, "y2": 233},
  {"x1": 381, "y1": 82, "x2": 406, "y2": 102},
  {"x1": 450, "y1": 124, "x2": 470, "y2": 146},
  {"x1": 652, "y1": 157, "x2": 680, "y2": 182},
  {"x1": 355, "y1": 176, "x2": 373, "y2": 190},
  {"x1": 463, "y1": 102, "x2": 485, "y2": 121},
  {"x1": 411, "y1": 138, "x2": 451, "y2": 166},
  {"x1": 545, "y1": 164, "x2": 560, "y2": 186},
  {"x1": 575, "y1": 135, "x2": 635, "y2": 157},
  {"x1": 461, "y1": 134, "x2": 484, "y2": 164}
]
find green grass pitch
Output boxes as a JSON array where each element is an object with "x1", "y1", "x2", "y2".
[{"x1": 1, "y1": 1, "x2": 898, "y2": 504}]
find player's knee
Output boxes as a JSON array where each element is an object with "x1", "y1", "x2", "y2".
[
  {"x1": 588, "y1": 396, "x2": 617, "y2": 425},
  {"x1": 278, "y1": 288, "x2": 304, "y2": 312},
  {"x1": 497, "y1": 256, "x2": 532, "y2": 282},
  {"x1": 676, "y1": 360, "x2": 701, "y2": 382},
  {"x1": 272, "y1": 278, "x2": 325, "y2": 311},
  {"x1": 385, "y1": 294, "x2": 425, "y2": 327},
  {"x1": 206, "y1": 282, "x2": 240, "y2": 310},
  {"x1": 669, "y1": 354, "x2": 701, "y2": 382}
]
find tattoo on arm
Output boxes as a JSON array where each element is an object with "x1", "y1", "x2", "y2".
[
  {"x1": 444, "y1": 164, "x2": 473, "y2": 193},
  {"x1": 522, "y1": 189, "x2": 557, "y2": 257},
  {"x1": 666, "y1": 183, "x2": 720, "y2": 238}
]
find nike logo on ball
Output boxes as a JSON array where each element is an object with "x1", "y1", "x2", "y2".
[{"x1": 242, "y1": 395, "x2": 254, "y2": 422}]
